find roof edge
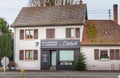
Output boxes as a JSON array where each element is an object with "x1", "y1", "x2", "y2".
[{"x1": 11, "y1": 23, "x2": 84, "y2": 28}]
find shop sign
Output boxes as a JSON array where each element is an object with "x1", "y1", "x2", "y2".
[{"x1": 41, "y1": 39, "x2": 80, "y2": 48}]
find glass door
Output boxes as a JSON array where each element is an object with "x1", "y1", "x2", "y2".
[{"x1": 51, "y1": 51, "x2": 56, "y2": 66}]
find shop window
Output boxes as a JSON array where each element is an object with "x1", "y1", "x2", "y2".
[
  {"x1": 66, "y1": 28, "x2": 80, "y2": 38},
  {"x1": 59, "y1": 50, "x2": 74, "y2": 65}
]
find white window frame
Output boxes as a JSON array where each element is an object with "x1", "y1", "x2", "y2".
[
  {"x1": 25, "y1": 29, "x2": 34, "y2": 39},
  {"x1": 99, "y1": 49, "x2": 109, "y2": 60}
]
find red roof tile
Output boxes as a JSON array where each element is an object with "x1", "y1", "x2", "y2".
[{"x1": 82, "y1": 20, "x2": 120, "y2": 44}]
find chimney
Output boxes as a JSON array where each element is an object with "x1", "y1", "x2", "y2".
[
  {"x1": 79, "y1": 0, "x2": 83, "y2": 5},
  {"x1": 113, "y1": 4, "x2": 118, "y2": 24}
]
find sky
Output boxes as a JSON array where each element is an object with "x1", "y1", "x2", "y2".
[{"x1": 0, "y1": 0, "x2": 120, "y2": 25}]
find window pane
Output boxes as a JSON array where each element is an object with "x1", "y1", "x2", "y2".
[
  {"x1": 25, "y1": 51, "x2": 29, "y2": 60},
  {"x1": 30, "y1": 51, "x2": 34, "y2": 60},
  {"x1": 59, "y1": 50, "x2": 74, "y2": 61},
  {"x1": 100, "y1": 50, "x2": 108, "y2": 58},
  {"x1": 30, "y1": 30, "x2": 34, "y2": 38},
  {"x1": 25, "y1": 30, "x2": 29, "y2": 39},
  {"x1": 71, "y1": 28, "x2": 75, "y2": 37}
]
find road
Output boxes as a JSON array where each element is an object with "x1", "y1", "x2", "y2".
[{"x1": 0, "y1": 71, "x2": 120, "y2": 78}]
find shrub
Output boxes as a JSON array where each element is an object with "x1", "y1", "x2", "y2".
[{"x1": 76, "y1": 52, "x2": 86, "y2": 71}]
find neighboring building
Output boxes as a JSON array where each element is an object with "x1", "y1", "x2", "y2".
[
  {"x1": 11, "y1": 2, "x2": 87, "y2": 70},
  {"x1": 81, "y1": 4, "x2": 120, "y2": 70}
]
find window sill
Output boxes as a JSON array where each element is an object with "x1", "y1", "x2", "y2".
[{"x1": 100, "y1": 58, "x2": 109, "y2": 61}]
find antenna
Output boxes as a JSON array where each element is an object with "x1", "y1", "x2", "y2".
[{"x1": 108, "y1": 9, "x2": 111, "y2": 20}]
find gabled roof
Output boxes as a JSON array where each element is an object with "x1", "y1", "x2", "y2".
[
  {"x1": 11, "y1": 4, "x2": 87, "y2": 27},
  {"x1": 82, "y1": 20, "x2": 120, "y2": 45}
]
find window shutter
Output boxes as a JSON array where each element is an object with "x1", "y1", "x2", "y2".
[
  {"x1": 34, "y1": 29, "x2": 38, "y2": 39},
  {"x1": 76, "y1": 28, "x2": 80, "y2": 38},
  {"x1": 94, "y1": 49, "x2": 99, "y2": 60},
  {"x1": 66, "y1": 28, "x2": 71, "y2": 38},
  {"x1": 46, "y1": 29, "x2": 49, "y2": 38},
  {"x1": 20, "y1": 30, "x2": 24, "y2": 39},
  {"x1": 46, "y1": 29, "x2": 55, "y2": 38},
  {"x1": 115, "y1": 49, "x2": 119, "y2": 60},
  {"x1": 51, "y1": 29, "x2": 55, "y2": 38},
  {"x1": 34, "y1": 50, "x2": 38, "y2": 60},
  {"x1": 110, "y1": 49, "x2": 114, "y2": 60},
  {"x1": 19, "y1": 50, "x2": 24, "y2": 60}
]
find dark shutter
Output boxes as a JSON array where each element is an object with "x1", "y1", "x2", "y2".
[
  {"x1": 46, "y1": 29, "x2": 55, "y2": 38},
  {"x1": 110, "y1": 49, "x2": 114, "y2": 60},
  {"x1": 66, "y1": 28, "x2": 71, "y2": 38},
  {"x1": 51, "y1": 29, "x2": 55, "y2": 38},
  {"x1": 76, "y1": 28, "x2": 80, "y2": 38},
  {"x1": 34, "y1": 29, "x2": 38, "y2": 39},
  {"x1": 94, "y1": 49, "x2": 99, "y2": 60},
  {"x1": 20, "y1": 30, "x2": 24, "y2": 39},
  {"x1": 115, "y1": 49, "x2": 119, "y2": 60},
  {"x1": 34, "y1": 50, "x2": 38, "y2": 60},
  {"x1": 19, "y1": 50, "x2": 24, "y2": 60},
  {"x1": 46, "y1": 29, "x2": 49, "y2": 38}
]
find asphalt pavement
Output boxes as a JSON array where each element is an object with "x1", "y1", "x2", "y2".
[{"x1": 0, "y1": 71, "x2": 120, "y2": 78}]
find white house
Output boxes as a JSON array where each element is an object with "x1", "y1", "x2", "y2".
[
  {"x1": 11, "y1": 1, "x2": 87, "y2": 70},
  {"x1": 12, "y1": 0, "x2": 120, "y2": 71},
  {"x1": 81, "y1": 4, "x2": 120, "y2": 70}
]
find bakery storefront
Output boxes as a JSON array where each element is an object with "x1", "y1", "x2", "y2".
[{"x1": 41, "y1": 39, "x2": 80, "y2": 70}]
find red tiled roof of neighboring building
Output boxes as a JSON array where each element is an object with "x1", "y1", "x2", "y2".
[
  {"x1": 82, "y1": 20, "x2": 120, "y2": 45},
  {"x1": 11, "y1": 4, "x2": 87, "y2": 27}
]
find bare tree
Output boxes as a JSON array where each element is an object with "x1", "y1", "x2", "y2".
[{"x1": 29, "y1": 0, "x2": 75, "y2": 7}]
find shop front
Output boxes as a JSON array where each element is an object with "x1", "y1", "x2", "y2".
[{"x1": 41, "y1": 39, "x2": 80, "y2": 70}]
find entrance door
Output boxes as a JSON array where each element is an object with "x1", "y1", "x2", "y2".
[{"x1": 51, "y1": 51, "x2": 56, "y2": 66}]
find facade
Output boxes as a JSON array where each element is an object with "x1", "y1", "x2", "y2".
[
  {"x1": 12, "y1": 1, "x2": 120, "y2": 70},
  {"x1": 81, "y1": 45, "x2": 120, "y2": 70},
  {"x1": 81, "y1": 4, "x2": 120, "y2": 70},
  {"x1": 12, "y1": 3, "x2": 87, "y2": 70}
]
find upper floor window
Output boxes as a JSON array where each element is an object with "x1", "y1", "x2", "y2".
[
  {"x1": 46, "y1": 28, "x2": 55, "y2": 39},
  {"x1": 66, "y1": 28, "x2": 80, "y2": 38},
  {"x1": 25, "y1": 29, "x2": 34, "y2": 39},
  {"x1": 20, "y1": 29, "x2": 38, "y2": 40}
]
